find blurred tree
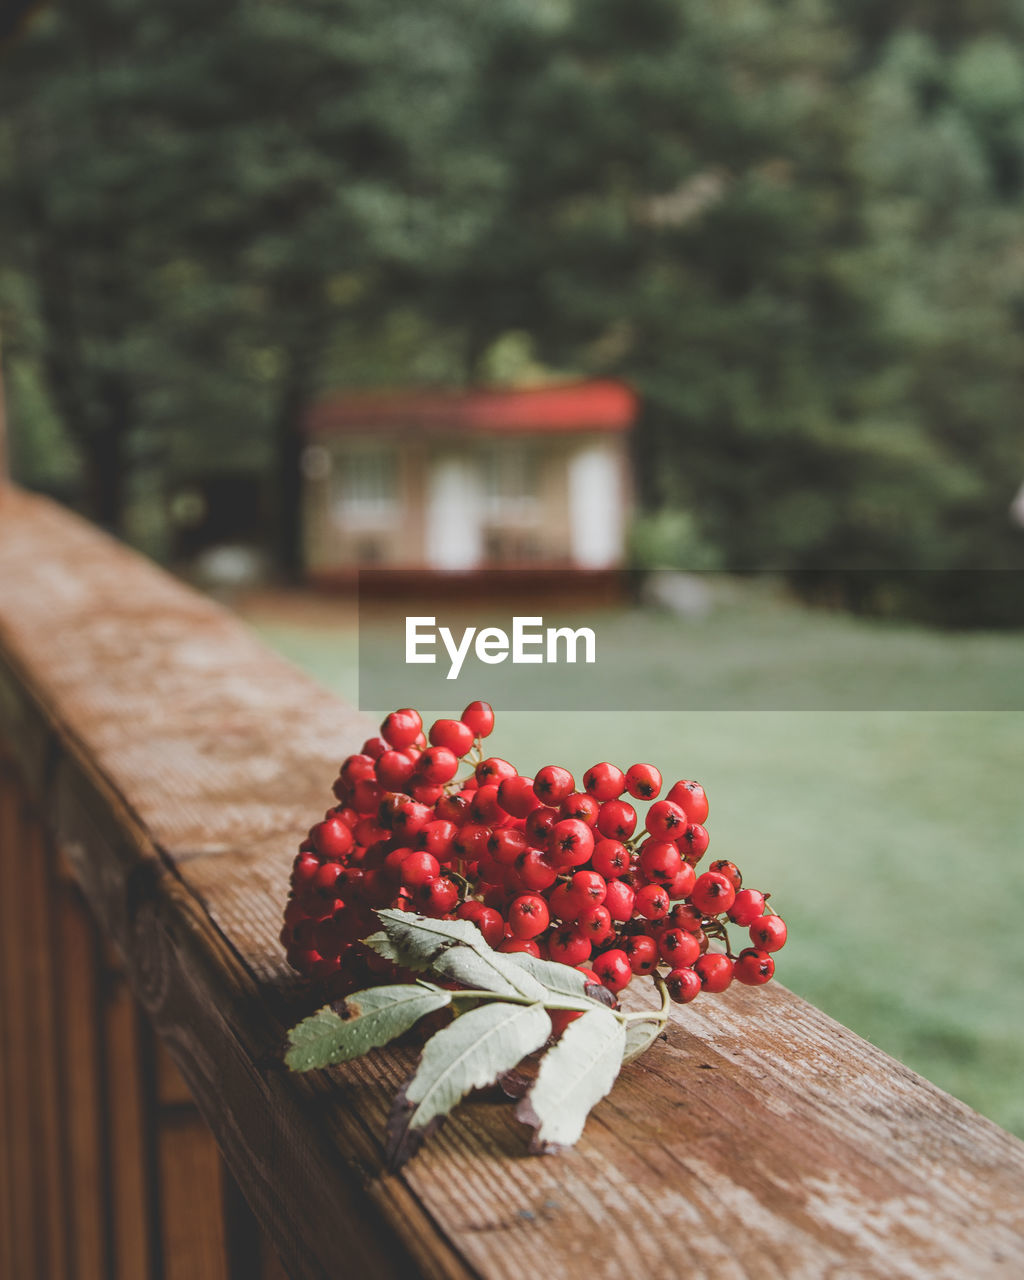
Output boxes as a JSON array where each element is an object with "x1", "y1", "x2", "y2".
[
  {"x1": 0, "y1": 0, "x2": 492, "y2": 573},
  {"x1": 2, "y1": 0, "x2": 1024, "y2": 611},
  {"x1": 447, "y1": 0, "x2": 1024, "y2": 609}
]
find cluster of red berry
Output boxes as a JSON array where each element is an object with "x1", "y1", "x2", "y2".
[{"x1": 281, "y1": 702, "x2": 786, "y2": 1004}]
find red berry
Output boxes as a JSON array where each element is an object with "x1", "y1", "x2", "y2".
[
  {"x1": 667, "y1": 903, "x2": 704, "y2": 933},
  {"x1": 452, "y1": 822, "x2": 490, "y2": 859},
  {"x1": 582, "y1": 762, "x2": 625, "y2": 801},
  {"x1": 593, "y1": 949, "x2": 632, "y2": 993},
  {"x1": 709, "y1": 859, "x2": 741, "y2": 891},
  {"x1": 534, "y1": 765, "x2": 575, "y2": 805},
  {"x1": 565, "y1": 870, "x2": 607, "y2": 915},
  {"x1": 477, "y1": 907, "x2": 507, "y2": 942},
  {"x1": 361, "y1": 736, "x2": 388, "y2": 760},
  {"x1": 678, "y1": 823, "x2": 710, "y2": 863},
  {"x1": 391, "y1": 799, "x2": 432, "y2": 839},
  {"x1": 639, "y1": 839, "x2": 682, "y2": 884},
  {"x1": 488, "y1": 826, "x2": 528, "y2": 866},
  {"x1": 666, "y1": 968, "x2": 701, "y2": 1003},
  {"x1": 666, "y1": 863, "x2": 697, "y2": 900},
  {"x1": 416, "y1": 746, "x2": 459, "y2": 785},
  {"x1": 381, "y1": 708, "x2": 422, "y2": 749},
  {"x1": 350, "y1": 778, "x2": 384, "y2": 814},
  {"x1": 693, "y1": 953, "x2": 733, "y2": 992},
  {"x1": 417, "y1": 876, "x2": 459, "y2": 915},
  {"x1": 749, "y1": 915, "x2": 787, "y2": 952},
  {"x1": 428, "y1": 718, "x2": 476, "y2": 756},
  {"x1": 548, "y1": 927, "x2": 592, "y2": 967},
  {"x1": 384, "y1": 846, "x2": 414, "y2": 879},
  {"x1": 434, "y1": 793, "x2": 470, "y2": 825},
  {"x1": 525, "y1": 805, "x2": 559, "y2": 844},
  {"x1": 691, "y1": 871, "x2": 736, "y2": 917},
  {"x1": 410, "y1": 781, "x2": 445, "y2": 806},
  {"x1": 659, "y1": 928, "x2": 701, "y2": 967},
  {"x1": 282, "y1": 898, "x2": 306, "y2": 928},
  {"x1": 592, "y1": 838, "x2": 630, "y2": 879},
  {"x1": 577, "y1": 966, "x2": 601, "y2": 985},
  {"x1": 686, "y1": 957, "x2": 727, "y2": 993},
  {"x1": 419, "y1": 819, "x2": 457, "y2": 862},
  {"x1": 634, "y1": 883, "x2": 671, "y2": 921},
  {"x1": 508, "y1": 893, "x2": 550, "y2": 939},
  {"x1": 604, "y1": 879, "x2": 636, "y2": 922},
  {"x1": 469, "y1": 783, "x2": 504, "y2": 824},
  {"x1": 513, "y1": 848, "x2": 558, "y2": 892},
  {"x1": 374, "y1": 749, "x2": 417, "y2": 790},
  {"x1": 340, "y1": 753, "x2": 376, "y2": 786},
  {"x1": 498, "y1": 775, "x2": 539, "y2": 818},
  {"x1": 624, "y1": 763, "x2": 662, "y2": 800},
  {"x1": 461, "y1": 701, "x2": 495, "y2": 738},
  {"x1": 625, "y1": 934, "x2": 659, "y2": 975},
  {"x1": 728, "y1": 889, "x2": 766, "y2": 926},
  {"x1": 312, "y1": 817, "x2": 354, "y2": 860},
  {"x1": 558, "y1": 792, "x2": 600, "y2": 825},
  {"x1": 734, "y1": 947, "x2": 775, "y2": 985},
  {"x1": 499, "y1": 938, "x2": 540, "y2": 957},
  {"x1": 575, "y1": 905, "x2": 613, "y2": 944},
  {"x1": 596, "y1": 798, "x2": 637, "y2": 841},
  {"x1": 401, "y1": 851, "x2": 440, "y2": 888},
  {"x1": 476, "y1": 757, "x2": 517, "y2": 786},
  {"x1": 549, "y1": 1009, "x2": 584, "y2": 1036},
  {"x1": 645, "y1": 799, "x2": 687, "y2": 839},
  {"x1": 666, "y1": 780, "x2": 709, "y2": 825},
  {"x1": 548, "y1": 818, "x2": 595, "y2": 869},
  {"x1": 458, "y1": 902, "x2": 505, "y2": 948},
  {"x1": 313, "y1": 862, "x2": 344, "y2": 897}
]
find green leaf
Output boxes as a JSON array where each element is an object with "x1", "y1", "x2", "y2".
[
  {"x1": 387, "y1": 1000, "x2": 552, "y2": 1169},
  {"x1": 368, "y1": 910, "x2": 548, "y2": 1001},
  {"x1": 501, "y1": 952, "x2": 610, "y2": 1010},
  {"x1": 285, "y1": 984, "x2": 451, "y2": 1071},
  {"x1": 516, "y1": 1007, "x2": 626, "y2": 1153},
  {"x1": 622, "y1": 1018, "x2": 665, "y2": 1064}
]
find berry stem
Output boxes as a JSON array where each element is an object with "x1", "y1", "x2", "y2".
[{"x1": 620, "y1": 970, "x2": 671, "y2": 1028}]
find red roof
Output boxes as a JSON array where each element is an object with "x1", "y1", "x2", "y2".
[{"x1": 305, "y1": 380, "x2": 636, "y2": 436}]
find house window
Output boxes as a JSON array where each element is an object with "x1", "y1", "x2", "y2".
[
  {"x1": 334, "y1": 445, "x2": 398, "y2": 523},
  {"x1": 479, "y1": 443, "x2": 544, "y2": 562},
  {"x1": 481, "y1": 444, "x2": 540, "y2": 518}
]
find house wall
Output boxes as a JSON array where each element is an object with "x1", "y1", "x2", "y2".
[{"x1": 302, "y1": 430, "x2": 632, "y2": 574}]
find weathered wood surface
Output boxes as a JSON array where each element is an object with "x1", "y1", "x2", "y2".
[{"x1": 1, "y1": 487, "x2": 1023, "y2": 1280}]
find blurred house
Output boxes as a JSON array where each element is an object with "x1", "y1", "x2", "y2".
[{"x1": 300, "y1": 381, "x2": 636, "y2": 584}]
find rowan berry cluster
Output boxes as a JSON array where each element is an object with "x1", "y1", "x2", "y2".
[{"x1": 281, "y1": 702, "x2": 786, "y2": 1004}]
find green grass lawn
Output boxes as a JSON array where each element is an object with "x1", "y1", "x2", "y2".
[{"x1": 237, "y1": 587, "x2": 1024, "y2": 1136}]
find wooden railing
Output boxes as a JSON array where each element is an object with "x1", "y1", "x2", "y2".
[{"x1": 1, "y1": 486, "x2": 1023, "y2": 1280}]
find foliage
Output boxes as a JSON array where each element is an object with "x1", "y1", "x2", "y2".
[
  {"x1": 285, "y1": 909, "x2": 668, "y2": 1166},
  {"x1": 2, "y1": 1, "x2": 1024, "y2": 610}
]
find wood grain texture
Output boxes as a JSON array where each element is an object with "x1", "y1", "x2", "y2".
[
  {"x1": 53, "y1": 864, "x2": 110, "y2": 1280},
  {"x1": 157, "y1": 1114, "x2": 231, "y2": 1280},
  {"x1": 1, "y1": 487, "x2": 1023, "y2": 1280},
  {"x1": 103, "y1": 970, "x2": 156, "y2": 1280},
  {"x1": 0, "y1": 768, "x2": 34, "y2": 1280}
]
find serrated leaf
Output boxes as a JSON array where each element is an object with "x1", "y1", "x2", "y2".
[
  {"x1": 369, "y1": 910, "x2": 548, "y2": 1001},
  {"x1": 622, "y1": 1018, "x2": 664, "y2": 1064},
  {"x1": 387, "y1": 1000, "x2": 551, "y2": 1169},
  {"x1": 516, "y1": 1007, "x2": 626, "y2": 1152},
  {"x1": 501, "y1": 952, "x2": 609, "y2": 1011},
  {"x1": 285, "y1": 985, "x2": 451, "y2": 1071}
]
